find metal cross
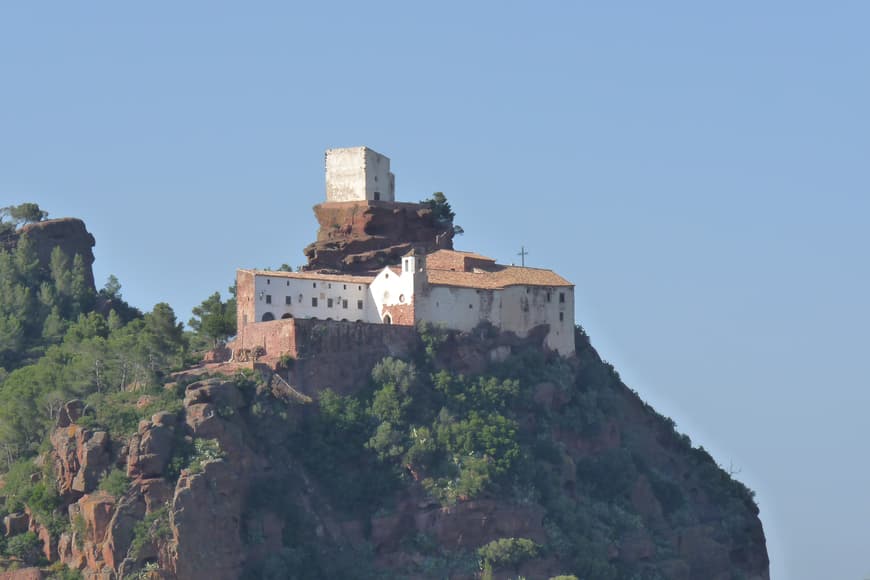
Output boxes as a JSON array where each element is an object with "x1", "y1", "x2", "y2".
[{"x1": 517, "y1": 246, "x2": 528, "y2": 267}]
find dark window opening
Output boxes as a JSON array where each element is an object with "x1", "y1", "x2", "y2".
[
  {"x1": 265, "y1": 294, "x2": 272, "y2": 304},
  {"x1": 374, "y1": 192, "x2": 381, "y2": 201},
  {"x1": 261, "y1": 312, "x2": 275, "y2": 322},
  {"x1": 383, "y1": 313, "x2": 391, "y2": 324},
  {"x1": 357, "y1": 300, "x2": 364, "y2": 310},
  {"x1": 327, "y1": 298, "x2": 334, "y2": 308},
  {"x1": 281, "y1": 313, "x2": 293, "y2": 319},
  {"x1": 559, "y1": 292, "x2": 565, "y2": 303},
  {"x1": 313, "y1": 282, "x2": 317, "y2": 288},
  {"x1": 312, "y1": 297, "x2": 318, "y2": 307},
  {"x1": 267, "y1": 279, "x2": 270, "y2": 285},
  {"x1": 559, "y1": 312, "x2": 564, "y2": 322},
  {"x1": 547, "y1": 292, "x2": 551, "y2": 302},
  {"x1": 285, "y1": 296, "x2": 292, "y2": 305},
  {"x1": 342, "y1": 300, "x2": 348, "y2": 309}
]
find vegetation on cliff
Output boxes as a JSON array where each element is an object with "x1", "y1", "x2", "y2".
[{"x1": 0, "y1": 207, "x2": 767, "y2": 579}]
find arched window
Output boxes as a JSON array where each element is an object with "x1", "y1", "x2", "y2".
[
  {"x1": 281, "y1": 313, "x2": 293, "y2": 319},
  {"x1": 262, "y1": 312, "x2": 275, "y2": 322},
  {"x1": 383, "y1": 314, "x2": 392, "y2": 325}
]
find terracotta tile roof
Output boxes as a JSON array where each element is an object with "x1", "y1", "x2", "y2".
[
  {"x1": 427, "y1": 265, "x2": 572, "y2": 289},
  {"x1": 240, "y1": 269, "x2": 376, "y2": 284},
  {"x1": 427, "y1": 249, "x2": 496, "y2": 265}
]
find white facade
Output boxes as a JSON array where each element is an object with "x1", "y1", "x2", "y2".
[
  {"x1": 325, "y1": 146, "x2": 396, "y2": 202},
  {"x1": 248, "y1": 273, "x2": 377, "y2": 323},
  {"x1": 240, "y1": 250, "x2": 575, "y2": 355}
]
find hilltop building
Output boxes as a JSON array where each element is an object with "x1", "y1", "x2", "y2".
[{"x1": 233, "y1": 147, "x2": 575, "y2": 356}]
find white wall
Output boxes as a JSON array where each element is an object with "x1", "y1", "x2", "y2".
[
  {"x1": 325, "y1": 147, "x2": 394, "y2": 202},
  {"x1": 370, "y1": 262, "x2": 416, "y2": 321},
  {"x1": 253, "y1": 274, "x2": 375, "y2": 322}
]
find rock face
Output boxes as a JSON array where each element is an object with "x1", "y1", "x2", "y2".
[
  {"x1": 303, "y1": 201, "x2": 454, "y2": 272},
  {"x1": 19, "y1": 332, "x2": 767, "y2": 579},
  {"x1": 0, "y1": 218, "x2": 96, "y2": 289}
]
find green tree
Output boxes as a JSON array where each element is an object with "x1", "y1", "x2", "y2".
[
  {"x1": 188, "y1": 291, "x2": 236, "y2": 346},
  {"x1": 3, "y1": 202, "x2": 48, "y2": 225}
]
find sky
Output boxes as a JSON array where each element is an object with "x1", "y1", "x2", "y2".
[{"x1": 1, "y1": 2, "x2": 868, "y2": 578}]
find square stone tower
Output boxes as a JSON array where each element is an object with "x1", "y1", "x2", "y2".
[{"x1": 325, "y1": 146, "x2": 396, "y2": 202}]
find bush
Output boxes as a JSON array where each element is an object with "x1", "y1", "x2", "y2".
[
  {"x1": 6, "y1": 531, "x2": 42, "y2": 564},
  {"x1": 98, "y1": 468, "x2": 130, "y2": 497},
  {"x1": 477, "y1": 537, "x2": 540, "y2": 570}
]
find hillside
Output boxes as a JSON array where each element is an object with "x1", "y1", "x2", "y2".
[{"x1": 0, "y1": 207, "x2": 769, "y2": 579}]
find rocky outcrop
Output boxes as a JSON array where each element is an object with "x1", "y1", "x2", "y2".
[
  {"x1": 303, "y1": 201, "x2": 454, "y2": 272},
  {"x1": 51, "y1": 423, "x2": 110, "y2": 498},
  {"x1": 16, "y1": 330, "x2": 767, "y2": 579},
  {"x1": 0, "y1": 218, "x2": 96, "y2": 289}
]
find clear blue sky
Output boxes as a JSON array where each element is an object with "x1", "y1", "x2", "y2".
[{"x1": 2, "y1": 2, "x2": 868, "y2": 578}]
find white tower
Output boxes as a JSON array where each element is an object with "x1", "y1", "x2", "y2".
[{"x1": 325, "y1": 146, "x2": 396, "y2": 202}]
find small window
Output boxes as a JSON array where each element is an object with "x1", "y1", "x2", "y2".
[
  {"x1": 286, "y1": 281, "x2": 290, "y2": 286},
  {"x1": 469, "y1": 304, "x2": 473, "y2": 309},
  {"x1": 265, "y1": 294, "x2": 272, "y2": 304},
  {"x1": 328, "y1": 283, "x2": 332, "y2": 289},
  {"x1": 559, "y1": 292, "x2": 565, "y2": 303},
  {"x1": 342, "y1": 300, "x2": 348, "y2": 309},
  {"x1": 547, "y1": 292, "x2": 551, "y2": 303},
  {"x1": 285, "y1": 296, "x2": 292, "y2": 305},
  {"x1": 399, "y1": 294, "x2": 405, "y2": 303},
  {"x1": 357, "y1": 300, "x2": 363, "y2": 310},
  {"x1": 298, "y1": 294, "x2": 303, "y2": 303},
  {"x1": 385, "y1": 273, "x2": 389, "y2": 279},
  {"x1": 313, "y1": 282, "x2": 317, "y2": 288},
  {"x1": 262, "y1": 312, "x2": 275, "y2": 321},
  {"x1": 327, "y1": 298, "x2": 334, "y2": 308},
  {"x1": 559, "y1": 312, "x2": 564, "y2": 322},
  {"x1": 358, "y1": 285, "x2": 362, "y2": 290},
  {"x1": 374, "y1": 192, "x2": 381, "y2": 201},
  {"x1": 343, "y1": 284, "x2": 347, "y2": 290},
  {"x1": 312, "y1": 297, "x2": 318, "y2": 307},
  {"x1": 404, "y1": 260, "x2": 409, "y2": 272},
  {"x1": 267, "y1": 279, "x2": 271, "y2": 285}
]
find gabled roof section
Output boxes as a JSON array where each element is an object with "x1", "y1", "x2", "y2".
[
  {"x1": 427, "y1": 265, "x2": 572, "y2": 290},
  {"x1": 240, "y1": 269, "x2": 376, "y2": 284},
  {"x1": 426, "y1": 249, "x2": 497, "y2": 273}
]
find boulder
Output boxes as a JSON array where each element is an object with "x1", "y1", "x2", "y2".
[{"x1": 127, "y1": 413, "x2": 177, "y2": 480}]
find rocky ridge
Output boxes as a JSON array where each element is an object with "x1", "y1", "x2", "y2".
[
  {"x1": 1, "y1": 328, "x2": 768, "y2": 579},
  {"x1": 303, "y1": 201, "x2": 454, "y2": 272}
]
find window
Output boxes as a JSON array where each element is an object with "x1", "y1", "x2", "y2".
[
  {"x1": 312, "y1": 297, "x2": 318, "y2": 307},
  {"x1": 298, "y1": 294, "x2": 303, "y2": 303},
  {"x1": 328, "y1": 283, "x2": 332, "y2": 289},
  {"x1": 285, "y1": 296, "x2": 291, "y2": 305},
  {"x1": 313, "y1": 282, "x2": 317, "y2": 288},
  {"x1": 374, "y1": 192, "x2": 381, "y2": 201},
  {"x1": 327, "y1": 298, "x2": 334, "y2": 308},
  {"x1": 404, "y1": 260, "x2": 409, "y2": 272},
  {"x1": 262, "y1": 312, "x2": 275, "y2": 321},
  {"x1": 286, "y1": 281, "x2": 289, "y2": 286},
  {"x1": 547, "y1": 292, "x2": 551, "y2": 303},
  {"x1": 468, "y1": 304, "x2": 473, "y2": 309},
  {"x1": 343, "y1": 284, "x2": 347, "y2": 290},
  {"x1": 267, "y1": 279, "x2": 271, "y2": 285},
  {"x1": 265, "y1": 294, "x2": 272, "y2": 304},
  {"x1": 559, "y1": 292, "x2": 565, "y2": 303},
  {"x1": 357, "y1": 300, "x2": 363, "y2": 310},
  {"x1": 358, "y1": 285, "x2": 362, "y2": 290},
  {"x1": 342, "y1": 300, "x2": 348, "y2": 309},
  {"x1": 559, "y1": 312, "x2": 564, "y2": 322}
]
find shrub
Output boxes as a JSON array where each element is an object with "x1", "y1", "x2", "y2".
[
  {"x1": 98, "y1": 468, "x2": 130, "y2": 497},
  {"x1": 477, "y1": 537, "x2": 540, "y2": 570},
  {"x1": 6, "y1": 531, "x2": 42, "y2": 564}
]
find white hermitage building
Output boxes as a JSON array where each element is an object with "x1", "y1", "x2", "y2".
[{"x1": 234, "y1": 147, "x2": 576, "y2": 356}]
